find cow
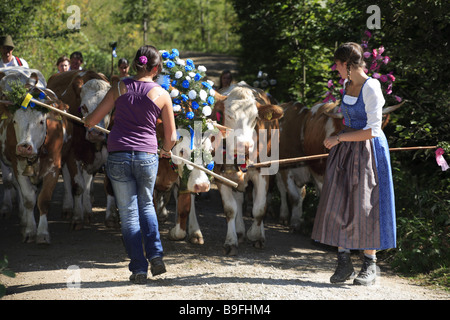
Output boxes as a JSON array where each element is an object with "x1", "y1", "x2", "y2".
[
  {"x1": 212, "y1": 84, "x2": 284, "y2": 255},
  {"x1": 154, "y1": 118, "x2": 213, "y2": 245},
  {"x1": 276, "y1": 99, "x2": 405, "y2": 231},
  {"x1": 47, "y1": 70, "x2": 117, "y2": 229},
  {"x1": 0, "y1": 67, "x2": 69, "y2": 243}
]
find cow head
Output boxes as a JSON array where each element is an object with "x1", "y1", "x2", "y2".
[
  {"x1": 174, "y1": 127, "x2": 214, "y2": 193},
  {"x1": 79, "y1": 79, "x2": 111, "y2": 143},
  {"x1": 214, "y1": 85, "x2": 283, "y2": 162},
  {"x1": 0, "y1": 70, "x2": 54, "y2": 159}
]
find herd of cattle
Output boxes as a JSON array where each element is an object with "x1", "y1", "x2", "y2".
[{"x1": 0, "y1": 66, "x2": 400, "y2": 255}]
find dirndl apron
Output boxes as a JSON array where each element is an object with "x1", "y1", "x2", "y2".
[{"x1": 311, "y1": 79, "x2": 396, "y2": 250}]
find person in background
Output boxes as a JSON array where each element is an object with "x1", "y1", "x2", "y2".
[
  {"x1": 70, "y1": 51, "x2": 84, "y2": 70},
  {"x1": 118, "y1": 58, "x2": 130, "y2": 79},
  {"x1": 56, "y1": 56, "x2": 70, "y2": 73},
  {"x1": 311, "y1": 42, "x2": 396, "y2": 286},
  {"x1": 0, "y1": 35, "x2": 29, "y2": 68},
  {"x1": 217, "y1": 69, "x2": 233, "y2": 93},
  {"x1": 83, "y1": 45, "x2": 177, "y2": 284}
]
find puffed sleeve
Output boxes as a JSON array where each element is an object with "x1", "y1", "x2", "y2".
[{"x1": 362, "y1": 78, "x2": 385, "y2": 137}]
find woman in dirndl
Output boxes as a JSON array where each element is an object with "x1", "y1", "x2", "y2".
[{"x1": 311, "y1": 42, "x2": 396, "y2": 286}]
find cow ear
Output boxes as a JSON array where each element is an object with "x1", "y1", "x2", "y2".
[
  {"x1": 0, "y1": 102, "x2": 11, "y2": 120},
  {"x1": 28, "y1": 72, "x2": 39, "y2": 87},
  {"x1": 72, "y1": 77, "x2": 84, "y2": 97},
  {"x1": 257, "y1": 103, "x2": 284, "y2": 121}
]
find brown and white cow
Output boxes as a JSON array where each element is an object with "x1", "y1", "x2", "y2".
[
  {"x1": 212, "y1": 84, "x2": 283, "y2": 255},
  {"x1": 276, "y1": 99, "x2": 405, "y2": 231},
  {"x1": 276, "y1": 101, "x2": 342, "y2": 231},
  {"x1": 0, "y1": 68, "x2": 69, "y2": 243},
  {"x1": 154, "y1": 118, "x2": 213, "y2": 245},
  {"x1": 47, "y1": 70, "x2": 117, "y2": 229}
]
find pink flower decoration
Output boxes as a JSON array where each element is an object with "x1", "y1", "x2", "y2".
[
  {"x1": 372, "y1": 72, "x2": 381, "y2": 79},
  {"x1": 139, "y1": 56, "x2": 148, "y2": 65},
  {"x1": 363, "y1": 51, "x2": 371, "y2": 59},
  {"x1": 372, "y1": 49, "x2": 378, "y2": 58},
  {"x1": 380, "y1": 74, "x2": 388, "y2": 82},
  {"x1": 331, "y1": 64, "x2": 337, "y2": 71},
  {"x1": 378, "y1": 46, "x2": 385, "y2": 55},
  {"x1": 395, "y1": 95, "x2": 402, "y2": 102},
  {"x1": 327, "y1": 79, "x2": 334, "y2": 88},
  {"x1": 388, "y1": 74, "x2": 396, "y2": 81},
  {"x1": 383, "y1": 56, "x2": 391, "y2": 64},
  {"x1": 364, "y1": 30, "x2": 372, "y2": 38}
]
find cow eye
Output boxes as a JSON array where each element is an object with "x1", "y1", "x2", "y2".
[{"x1": 81, "y1": 105, "x2": 89, "y2": 114}]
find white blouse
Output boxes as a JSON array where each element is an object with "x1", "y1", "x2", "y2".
[{"x1": 343, "y1": 78, "x2": 385, "y2": 137}]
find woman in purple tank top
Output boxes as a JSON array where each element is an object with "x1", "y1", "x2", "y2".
[{"x1": 85, "y1": 45, "x2": 176, "y2": 284}]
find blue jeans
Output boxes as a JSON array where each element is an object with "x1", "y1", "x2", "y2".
[{"x1": 106, "y1": 151, "x2": 162, "y2": 275}]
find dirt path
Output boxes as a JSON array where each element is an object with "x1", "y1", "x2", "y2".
[
  {"x1": 0, "y1": 53, "x2": 448, "y2": 303},
  {"x1": 0, "y1": 174, "x2": 448, "y2": 301}
]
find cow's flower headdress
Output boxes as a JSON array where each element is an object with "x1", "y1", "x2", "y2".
[
  {"x1": 2, "y1": 80, "x2": 49, "y2": 115},
  {"x1": 157, "y1": 48, "x2": 216, "y2": 176}
]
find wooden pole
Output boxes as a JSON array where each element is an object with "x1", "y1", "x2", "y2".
[
  {"x1": 30, "y1": 98, "x2": 111, "y2": 134},
  {"x1": 250, "y1": 146, "x2": 438, "y2": 169},
  {"x1": 168, "y1": 152, "x2": 238, "y2": 189}
]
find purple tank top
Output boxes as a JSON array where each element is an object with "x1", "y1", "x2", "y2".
[{"x1": 107, "y1": 78, "x2": 162, "y2": 153}]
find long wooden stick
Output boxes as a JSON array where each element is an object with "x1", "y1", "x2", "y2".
[
  {"x1": 250, "y1": 145, "x2": 438, "y2": 168},
  {"x1": 30, "y1": 98, "x2": 111, "y2": 134},
  {"x1": 167, "y1": 152, "x2": 239, "y2": 189},
  {"x1": 0, "y1": 98, "x2": 110, "y2": 134}
]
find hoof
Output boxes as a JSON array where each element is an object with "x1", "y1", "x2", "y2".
[
  {"x1": 223, "y1": 244, "x2": 238, "y2": 256},
  {"x1": 189, "y1": 235, "x2": 204, "y2": 245},
  {"x1": 71, "y1": 220, "x2": 84, "y2": 231},
  {"x1": 22, "y1": 232, "x2": 36, "y2": 244},
  {"x1": 36, "y1": 234, "x2": 51, "y2": 245},
  {"x1": 253, "y1": 240, "x2": 265, "y2": 249}
]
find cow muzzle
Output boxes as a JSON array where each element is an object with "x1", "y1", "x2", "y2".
[
  {"x1": 16, "y1": 142, "x2": 37, "y2": 157},
  {"x1": 86, "y1": 128, "x2": 106, "y2": 143},
  {"x1": 193, "y1": 182, "x2": 210, "y2": 193}
]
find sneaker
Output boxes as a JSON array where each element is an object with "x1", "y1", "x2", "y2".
[
  {"x1": 150, "y1": 257, "x2": 166, "y2": 277},
  {"x1": 129, "y1": 273, "x2": 147, "y2": 284},
  {"x1": 353, "y1": 256, "x2": 377, "y2": 286},
  {"x1": 330, "y1": 252, "x2": 355, "y2": 284}
]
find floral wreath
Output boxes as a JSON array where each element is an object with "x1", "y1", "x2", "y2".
[
  {"x1": 252, "y1": 70, "x2": 277, "y2": 92},
  {"x1": 157, "y1": 48, "x2": 216, "y2": 178}
]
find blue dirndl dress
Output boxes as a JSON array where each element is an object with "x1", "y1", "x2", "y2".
[{"x1": 311, "y1": 78, "x2": 396, "y2": 250}]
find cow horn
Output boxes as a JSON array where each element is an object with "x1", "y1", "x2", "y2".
[
  {"x1": 324, "y1": 111, "x2": 343, "y2": 119},
  {"x1": 382, "y1": 100, "x2": 407, "y2": 114},
  {"x1": 22, "y1": 164, "x2": 35, "y2": 177},
  {"x1": 214, "y1": 91, "x2": 227, "y2": 102}
]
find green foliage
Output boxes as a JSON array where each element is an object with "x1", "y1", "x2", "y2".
[
  {"x1": 233, "y1": 0, "x2": 450, "y2": 283},
  {"x1": 1, "y1": 0, "x2": 240, "y2": 80},
  {"x1": 0, "y1": 256, "x2": 16, "y2": 298}
]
